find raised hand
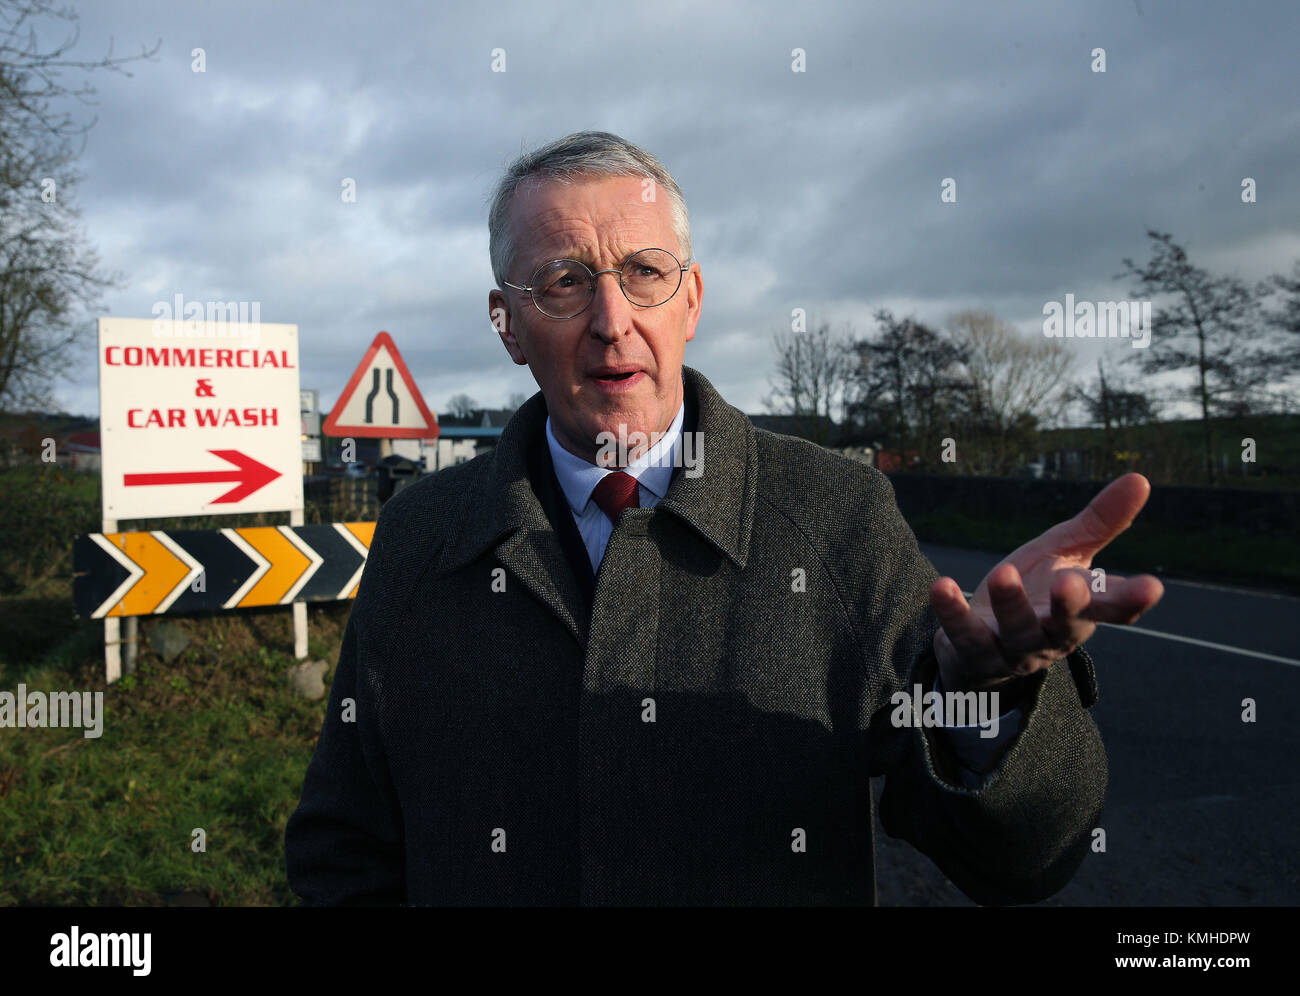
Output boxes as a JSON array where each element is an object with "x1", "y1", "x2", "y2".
[{"x1": 929, "y1": 472, "x2": 1165, "y2": 693}]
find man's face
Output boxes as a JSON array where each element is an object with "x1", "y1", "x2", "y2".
[{"x1": 488, "y1": 174, "x2": 703, "y2": 464}]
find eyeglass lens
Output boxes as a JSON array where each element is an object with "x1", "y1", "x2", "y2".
[{"x1": 530, "y1": 249, "x2": 682, "y2": 318}]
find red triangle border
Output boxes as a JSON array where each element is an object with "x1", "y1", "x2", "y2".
[{"x1": 322, "y1": 331, "x2": 440, "y2": 439}]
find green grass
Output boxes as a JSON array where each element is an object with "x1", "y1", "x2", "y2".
[
  {"x1": 0, "y1": 591, "x2": 348, "y2": 906},
  {"x1": 0, "y1": 464, "x2": 352, "y2": 905},
  {"x1": 0, "y1": 466, "x2": 101, "y2": 593}
]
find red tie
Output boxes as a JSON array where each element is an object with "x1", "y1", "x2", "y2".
[{"x1": 591, "y1": 471, "x2": 640, "y2": 523}]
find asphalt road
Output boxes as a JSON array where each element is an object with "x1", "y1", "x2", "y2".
[{"x1": 870, "y1": 543, "x2": 1300, "y2": 906}]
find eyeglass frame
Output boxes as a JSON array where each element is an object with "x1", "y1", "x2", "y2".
[{"x1": 502, "y1": 247, "x2": 693, "y2": 320}]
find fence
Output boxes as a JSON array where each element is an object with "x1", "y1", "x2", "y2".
[
  {"x1": 886, "y1": 473, "x2": 1298, "y2": 534},
  {"x1": 304, "y1": 475, "x2": 378, "y2": 522}
]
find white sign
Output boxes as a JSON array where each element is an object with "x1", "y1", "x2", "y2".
[
  {"x1": 301, "y1": 438, "x2": 322, "y2": 462},
  {"x1": 98, "y1": 317, "x2": 304, "y2": 519}
]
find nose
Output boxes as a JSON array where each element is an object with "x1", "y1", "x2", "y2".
[{"x1": 585, "y1": 268, "x2": 633, "y2": 342}]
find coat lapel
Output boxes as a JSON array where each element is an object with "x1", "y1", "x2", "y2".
[
  {"x1": 654, "y1": 366, "x2": 757, "y2": 570},
  {"x1": 436, "y1": 391, "x2": 589, "y2": 645},
  {"x1": 434, "y1": 365, "x2": 758, "y2": 645}
]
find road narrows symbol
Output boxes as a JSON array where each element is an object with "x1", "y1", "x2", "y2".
[
  {"x1": 321, "y1": 332, "x2": 437, "y2": 438},
  {"x1": 364, "y1": 368, "x2": 379, "y2": 424},
  {"x1": 385, "y1": 369, "x2": 399, "y2": 422}
]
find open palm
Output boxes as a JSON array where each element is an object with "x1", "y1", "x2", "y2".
[{"x1": 930, "y1": 473, "x2": 1166, "y2": 691}]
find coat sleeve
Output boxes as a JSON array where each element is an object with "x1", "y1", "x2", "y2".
[
  {"x1": 857, "y1": 472, "x2": 1108, "y2": 907},
  {"x1": 284, "y1": 539, "x2": 407, "y2": 905}
]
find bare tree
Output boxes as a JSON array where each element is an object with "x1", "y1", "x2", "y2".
[
  {"x1": 1119, "y1": 231, "x2": 1270, "y2": 483},
  {"x1": 504, "y1": 390, "x2": 529, "y2": 412},
  {"x1": 445, "y1": 393, "x2": 478, "y2": 418},
  {"x1": 1068, "y1": 358, "x2": 1160, "y2": 478},
  {"x1": 1260, "y1": 259, "x2": 1300, "y2": 391},
  {"x1": 0, "y1": 0, "x2": 158, "y2": 409},
  {"x1": 846, "y1": 308, "x2": 968, "y2": 458},
  {"x1": 947, "y1": 310, "x2": 1073, "y2": 475},
  {"x1": 764, "y1": 319, "x2": 852, "y2": 445}
]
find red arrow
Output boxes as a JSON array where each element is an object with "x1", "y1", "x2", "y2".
[{"x1": 124, "y1": 449, "x2": 282, "y2": 504}]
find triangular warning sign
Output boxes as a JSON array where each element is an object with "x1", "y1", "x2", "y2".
[{"x1": 323, "y1": 332, "x2": 440, "y2": 439}]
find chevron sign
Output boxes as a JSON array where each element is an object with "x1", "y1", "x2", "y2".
[{"x1": 73, "y1": 523, "x2": 376, "y2": 619}]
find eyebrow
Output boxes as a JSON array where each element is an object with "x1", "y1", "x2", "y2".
[{"x1": 529, "y1": 246, "x2": 647, "y2": 270}]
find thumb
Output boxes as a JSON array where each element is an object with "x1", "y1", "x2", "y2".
[{"x1": 1030, "y1": 472, "x2": 1151, "y2": 561}]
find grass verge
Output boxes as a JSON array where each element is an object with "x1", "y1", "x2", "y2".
[{"x1": 0, "y1": 587, "x2": 347, "y2": 906}]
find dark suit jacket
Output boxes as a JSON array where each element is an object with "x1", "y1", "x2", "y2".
[{"x1": 284, "y1": 365, "x2": 1108, "y2": 905}]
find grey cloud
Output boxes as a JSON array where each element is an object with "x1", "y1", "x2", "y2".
[{"x1": 30, "y1": 0, "x2": 1297, "y2": 417}]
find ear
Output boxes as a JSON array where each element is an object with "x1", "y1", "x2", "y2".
[
  {"x1": 489, "y1": 289, "x2": 528, "y2": 365},
  {"x1": 682, "y1": 262, "x2": 703, "y2": 343}
]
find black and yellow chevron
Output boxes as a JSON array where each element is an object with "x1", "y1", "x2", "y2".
[{"x1": 73, "y1": 523, "x2": 376, "y2": 619}]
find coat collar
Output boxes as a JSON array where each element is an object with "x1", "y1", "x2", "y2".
[{"x1": 437, "y1": 366, "x2": 757, "y2": 627}]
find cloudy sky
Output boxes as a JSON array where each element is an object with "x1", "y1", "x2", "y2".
[{"x1": 42, "y1": 0, "x2": 1300, "y2": 418}]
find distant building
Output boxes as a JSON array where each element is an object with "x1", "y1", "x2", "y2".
[
  {"x1": 62, "y1": 430, "x2": 102, "y2": 472},
  {"x1": 439, "y1": 408, "x2": 515, "y2": 430},
  {"x1": 746, "y1": 413, "x2": 841, "y2": 445},
  {"x1": 0, "y1": 416, "x2": 100, "y2": 470},
  {"x1": 425, "y1": 408, "x2": 512, "y2": 470}
]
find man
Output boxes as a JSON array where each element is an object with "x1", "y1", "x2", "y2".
[{"x1": 285, "y1": 131, "x2": 1163, "y2": 906}]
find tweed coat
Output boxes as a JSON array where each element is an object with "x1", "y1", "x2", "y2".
[{"x1": 284, "y1": 365, "x2": 1108, "y2": 906}]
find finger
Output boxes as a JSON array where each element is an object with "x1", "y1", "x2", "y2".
[
  {"x1": 1046, "y1": 569, "x2": 1094, "y2": 651},
  {"x1": 1082, "y1": 573, "x2": 1165, "y2": 625},
  {"x1": 1030, "y1": 473, "x2": 1152, "y2": 562},
  {"x1": 986, "y1": 564, "x2": 1046, "y2": 660},
  {"x1": 929, "y1": 577, "x2": 1002, "y2": 672}
]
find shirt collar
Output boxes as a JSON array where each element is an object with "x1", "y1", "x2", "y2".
[
  {"x1": 436, "y1": 365, "x2": 757, "y2": 576},
  {"x1": 545, "y1": 403, "x2": 684, "y2": 515}
]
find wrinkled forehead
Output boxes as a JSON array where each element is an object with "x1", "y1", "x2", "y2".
[{"x1": 508, "y1": 174, "x2": 679, "y2": 271}]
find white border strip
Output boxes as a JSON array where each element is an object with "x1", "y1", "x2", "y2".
[
  {"x1": 222, "y1": 528, "x2": 270, "y2": 609},
  {"x1": 152, "y1": 530, "x2": 203, "y2": 613},
  {"x1": 1097, "y1": 622, "x2": 1300, "y2": 668},
  {"x1": 958, "y1": 589, "x2": 1300, "y2": 669},
  {"x1": 89, "y1": 533, "x2": 144, "y2": 619},
  {"x1": 333, "y1": 523, "x2": 370, "y2": 599},
  {"x1": 278, "y1": 525, "x2": 324, "y2": 604}
]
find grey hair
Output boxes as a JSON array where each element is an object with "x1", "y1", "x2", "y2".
[{"x1": 488, "y1": 130, "x2": 692, "y2": 290}]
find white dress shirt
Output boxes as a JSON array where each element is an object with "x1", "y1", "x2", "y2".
[{"x1": 545, "y1": 402, "x2": 685, "y2": 576}]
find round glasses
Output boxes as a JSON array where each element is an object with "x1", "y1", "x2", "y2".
[{"x1": 503, "y1": 248, "x2": 690, "y2": 320}]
